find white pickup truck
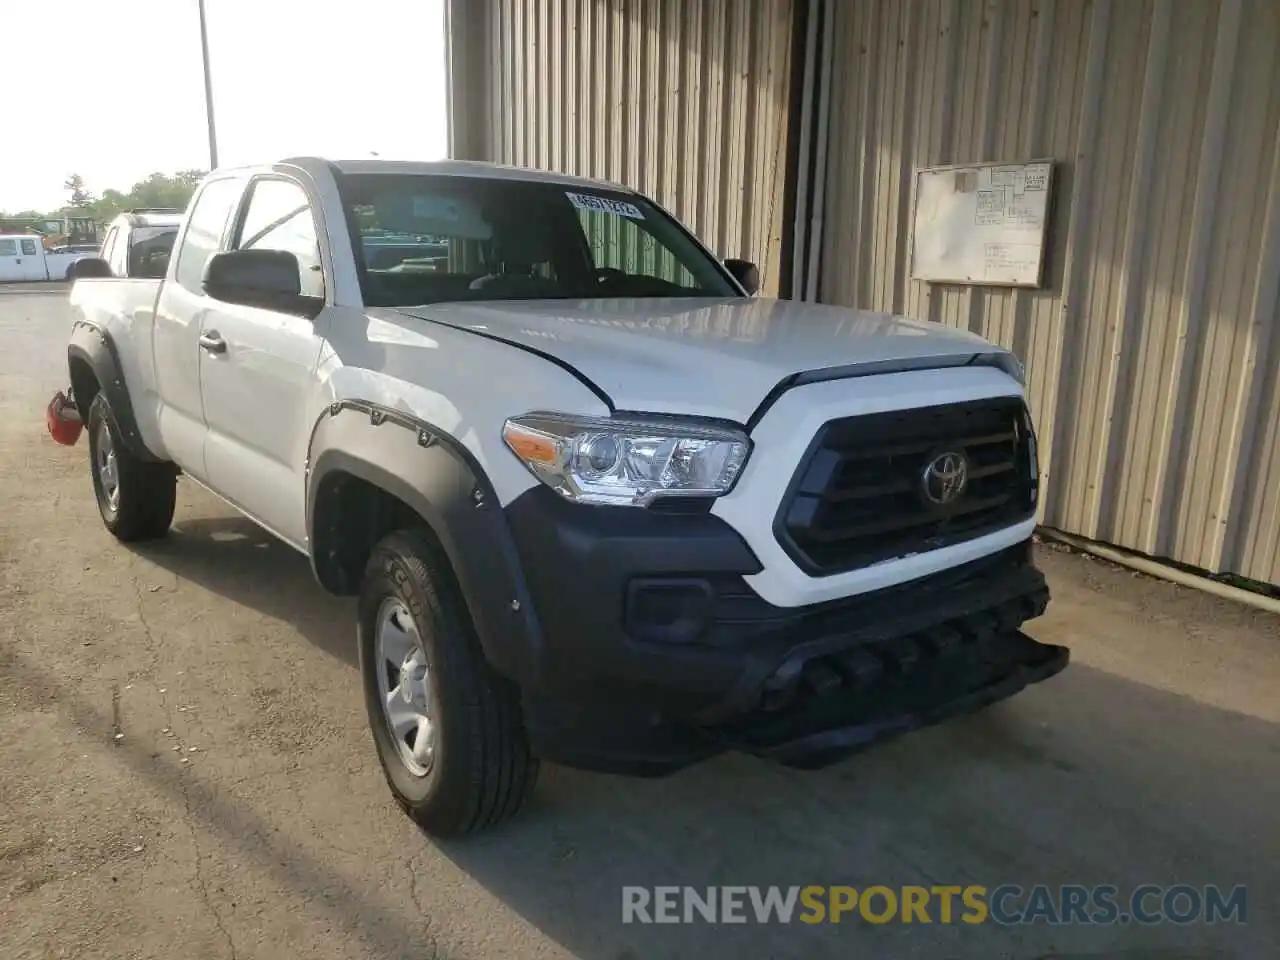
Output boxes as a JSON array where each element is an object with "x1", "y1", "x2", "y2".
[
  {"x1": 0, "y1": 234, "x2": 95, "y2": 282},
  {"x1": 54, "y1": 157, "x2": 1067, "y2": 836}
]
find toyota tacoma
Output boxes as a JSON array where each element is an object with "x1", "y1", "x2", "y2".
[{"x1": 51, "y1": 158, "x2": 1068, "y2": 836}]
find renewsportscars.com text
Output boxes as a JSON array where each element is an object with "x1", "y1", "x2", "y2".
[{"x1": 621, "y1": 884, "x2": 1247, "y2": 926}]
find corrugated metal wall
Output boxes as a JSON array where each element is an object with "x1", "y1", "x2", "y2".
[
  {"x1": 818, "y1": 0, "x2": 1280, "y2": 587},
  {"x1": 478, "y1": 0, "x2": 796, "y2": 295}
]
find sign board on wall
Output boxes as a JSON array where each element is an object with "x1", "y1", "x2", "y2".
[{"x1": 910, "y1": 159, "x2": 1054, "y2": 288}]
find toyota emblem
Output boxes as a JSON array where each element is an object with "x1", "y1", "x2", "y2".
[{"x1": 922, "y1": 451, "x2": 968, "y2": 505}]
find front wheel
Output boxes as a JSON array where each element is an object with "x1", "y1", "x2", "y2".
[
  {"x1": 87, "y1": 392, "x2": 176, "y2": 541},
  {"x1": 358, "y1": 528, "x2": 538, "y2": 836}
]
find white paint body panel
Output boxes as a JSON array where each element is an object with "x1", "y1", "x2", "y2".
[
  {"x1": 44, "y1": 251, "x2": 93, "y2": 280},
  {"x1": 400, "y1": 298, "x2": 1003, "y2": 424},
  {"x1": 68, "y1": 278, "x2": 171, "y2": 459},
  {"x1": 152, "y1": 281, "x2": 211, "y2": 473},
  {"x1": 318, "y1": 308, "x2": 608, "y2": 506},
  {"x1": 712, "y1": 366, "x2": 1032, "y2": 607},
  {"x1": 200, "y1": 301, "x2": 326, "y2": 546}
]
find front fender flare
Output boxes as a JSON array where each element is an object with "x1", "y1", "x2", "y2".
[
  {"x1": 306, "y1": 401, "x2": 544, "y2": 686},
  {"x1": 67, "y1": 320, "x2": 162, "y2": 462}
]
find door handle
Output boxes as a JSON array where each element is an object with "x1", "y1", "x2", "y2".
[{"x1": 198, "y1": 332, "x2": 227, "y2": 354}]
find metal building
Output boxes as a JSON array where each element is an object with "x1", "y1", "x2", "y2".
[{"x1": 446, "y1": 0, "x2": 1280, "y2": 590}]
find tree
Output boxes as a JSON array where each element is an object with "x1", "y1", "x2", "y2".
[
  {"x1": 63, "y1": 173, "x2": 94, "y2": 207},
  {"x1": 14, "y1": 170, "x2": 208, "y2": 231},
  {"x1": 80, "y1": 173, "x2": 206, "y2": 224},
  {"x1": 87, "y1": 189, "x2": 129, "y2": 224},
  {"x1": 130, "y1": 172, "x2": 197, "y2": 210}
]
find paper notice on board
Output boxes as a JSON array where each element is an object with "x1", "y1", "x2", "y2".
[
  {"x1": 1009, "y1": 193, "x2": 1041, "y2": 227},
  {"x1": 983, "y1": 242, "x2": 1040, "y2": 280},
  {"x1": 976, "y1": 189, "x2": 1007, "y2": 225},
  {"x1": 990, "y1": 167, "x2": 1020, "y2": 187},
  {"x1": 1023, "y1": 164, "x2": 1050, "y2": 191}
]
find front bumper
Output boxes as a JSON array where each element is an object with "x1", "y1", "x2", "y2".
[
  {"x1": 501, "y1": 486, "x2": 1065, "y2": 774},
  {"x1": 708, "y1": 628, "x2": 1066, "y2": 770}
]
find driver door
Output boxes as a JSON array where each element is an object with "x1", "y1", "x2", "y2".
[{"x1": 198, "y1": 175, "x2": 328, "y2": 548}]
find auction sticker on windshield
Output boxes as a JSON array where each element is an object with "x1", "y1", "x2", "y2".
[{"x1": 566, "y1": 192, "x2": 644, "y2": 220}]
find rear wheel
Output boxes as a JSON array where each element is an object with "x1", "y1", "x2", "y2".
[
  {"x1": 87, "y1": 392, "x2": 176, "y2": 541},
  {"x1": 358, "y1": 527, "x2": 538, "y2": 836}
]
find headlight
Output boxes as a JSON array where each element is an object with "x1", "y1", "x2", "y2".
[{"x1": 502, "y1": 412, "x2": 751, "y2": 506}]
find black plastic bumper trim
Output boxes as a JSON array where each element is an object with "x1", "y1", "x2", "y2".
[
  {"x1": 711, "y1": 632, "x2": 1068, "y2": 769},
  {"x1": 500, "y1": 481, "x2": 1060, "y2": 774}
]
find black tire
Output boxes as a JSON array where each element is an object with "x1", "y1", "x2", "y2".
[
  {"x1": 87, "y1": 392, "x2": 176, "y2": 541},
  {"x1": 358, "y1": 527, "x2": 538, "y2": 836}
]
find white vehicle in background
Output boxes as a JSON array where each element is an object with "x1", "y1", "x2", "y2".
[
  {"x1": 85, "y1": 210, "x2": 184, "y2": 281},
  {"x1": 51, "y1": 244, "x2": 103, "y2": 257},
  {"x1": 0, "y1": 234, "x2": 96, "y2": 282}
]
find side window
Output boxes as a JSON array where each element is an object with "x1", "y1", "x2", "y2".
[
  {"x1": 576, "y1": 208, "x2": 694, "y2": 287},
  {"x1": 0, "y1": 239, "x2": 17, "y2": 256},
  {"x1": 235, "y1": 179, "x2": 325, "y2": 299},
  {"x1": 20, "y1": 238, "x2": 38, "y2": 256},
  {"x1": 100, "y1": 228, "x2": 119, "y2": 269},
  {"x1": 109, "y1": 231, "x2": 131, "y2": 277},
  {"x1": 175, "y1": 178, "x2": 243, "y2": 293}
]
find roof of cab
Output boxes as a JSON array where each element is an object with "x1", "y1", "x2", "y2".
[
  {"x1": 264, "y1": 156, "x2": 633, "y2": 193},
  {"x1": 114, "y1": 210, "x2": 184, "y2": 228}
]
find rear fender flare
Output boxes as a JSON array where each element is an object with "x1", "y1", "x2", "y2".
[
  {"x1": 67, "y1": 320, "x2": 163, "y2": 462},
  {"x1": 306, "y1": 400, "x2": 544, "y2": 685}
]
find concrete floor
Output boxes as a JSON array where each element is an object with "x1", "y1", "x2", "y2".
[{"x1": 1, "y1": 287, "x2": 1276, "y2": 959}]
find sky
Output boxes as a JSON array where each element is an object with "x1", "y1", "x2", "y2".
[{"x1": 1, "y1": 0, "x2": 448, "y2": 212}]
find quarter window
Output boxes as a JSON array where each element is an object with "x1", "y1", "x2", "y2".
[
  {"x1": 175, "y1": 178, "x2": 243, "y2": 293},
  {"x1": 100, "y1": 227, "x2": 119, "y2": 271}
]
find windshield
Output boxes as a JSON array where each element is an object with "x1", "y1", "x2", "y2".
[{"x1": 336, "y1": 173, "x2": 739, "y2": 307}]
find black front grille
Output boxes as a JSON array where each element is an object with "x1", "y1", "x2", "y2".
[{"x1": 776, "y1": 397, "x2": 1037, "y2": 575}]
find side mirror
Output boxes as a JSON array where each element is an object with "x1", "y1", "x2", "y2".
[
  {"x1": 724, "y1": 258, "x2": 760, "y2": 296},
  {"x1": 203, "y1": 249, "x2": 320, "y2": 318},
  {"x1": 68, "y1": 257, "x2": 112, "y2": 280}
]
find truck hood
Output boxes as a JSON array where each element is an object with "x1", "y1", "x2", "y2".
[{"x1": 395, "y1": 297, "x2": 1013, "y2": 423}]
